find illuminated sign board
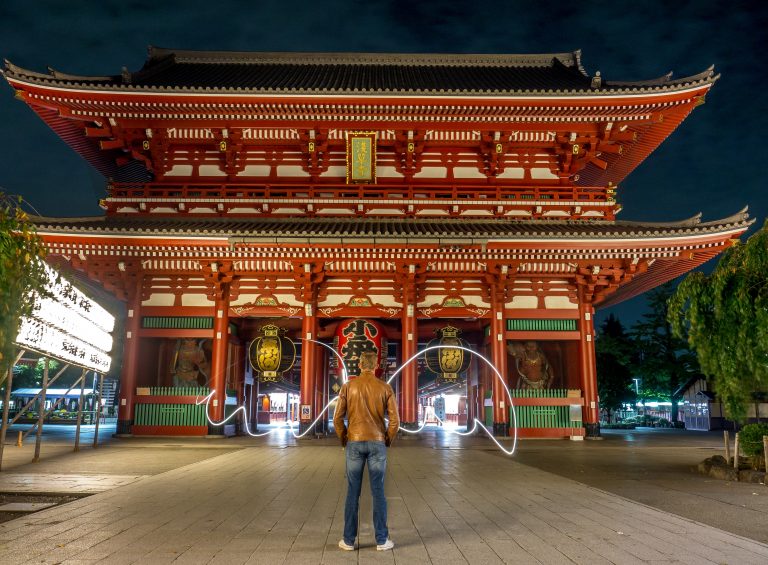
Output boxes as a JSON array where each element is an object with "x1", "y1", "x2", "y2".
[{"x1": 14, "y1": 264, "x2": 115, "y2": 372}]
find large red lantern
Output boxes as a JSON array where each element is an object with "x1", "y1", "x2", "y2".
[{"x1": 334, "y1": 319, "x2": 387, "y2": 379}]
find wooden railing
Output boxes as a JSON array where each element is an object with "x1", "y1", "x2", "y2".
[
  {"x1": 108, "y1": 181, "x2": 609, "y2": 202},
  {"x1": 105, "y1": 181, "x2": 616, "y2": 219}
]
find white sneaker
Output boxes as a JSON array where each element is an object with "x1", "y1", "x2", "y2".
[
  {"x1": 338, "y1": 539, "x2": 355, "y2": 551},
  {"x1": 377, "y1": 539, "x2": 395, "y2": 551}
]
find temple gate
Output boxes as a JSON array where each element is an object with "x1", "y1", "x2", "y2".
[{"x1": 3, "y1": 49, "x2": 751, "y2": 438}]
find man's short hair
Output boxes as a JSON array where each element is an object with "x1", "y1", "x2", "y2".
[{"x1": 359, "y1": 352, "x2": 378, "y2": 371}]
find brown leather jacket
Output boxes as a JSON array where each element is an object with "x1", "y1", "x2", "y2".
[{"x1": 333, "y1": 370, "x2": 399, "y2": 445}]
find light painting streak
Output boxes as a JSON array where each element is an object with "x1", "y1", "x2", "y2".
[
  {"x1": 196, "y1": 339, "x2": 344, "y2": 438},
  {"x1": 196, "y1": 341, "x2": 519, "y2": 454},
  {"x1": 388, "y1": 345, "x2": 518, "y2": 455}
]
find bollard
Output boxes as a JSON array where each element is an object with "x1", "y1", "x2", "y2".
[
  {"x1": 763, "y1": 436, "x2": 767, "y2": 484},
  {"x1": 733, "y1": 432, "x2": 740, "y2": 471},
  {"x1": 16, "y1": 431, "x2": 22, "y2": 447},
  {"x1": 724, "y1": 430, "x2": 731, "y2": 464}
]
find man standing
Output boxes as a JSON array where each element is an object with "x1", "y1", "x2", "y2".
[{"x1": 333, "y1": 351, "x2": 399, "y2": 551}]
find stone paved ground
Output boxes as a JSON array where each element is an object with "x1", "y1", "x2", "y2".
[{"x1": 1, "y1": 442, "x2": 767, "y2": 564}]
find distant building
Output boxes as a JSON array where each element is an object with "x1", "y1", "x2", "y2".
[{"x1": 676, "y1": 377, "x2": 767, "y2": 431}]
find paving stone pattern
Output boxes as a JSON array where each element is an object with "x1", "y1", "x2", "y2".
[
  {"x1": 0, "y1": 474, "x2": 146, "y2": 495},
  {"x1": 0, "y1": 502, "x2": 58, "y2": 513},
  {"x1": 0, "y1": 445, "x2": 767, "y2": 564}
]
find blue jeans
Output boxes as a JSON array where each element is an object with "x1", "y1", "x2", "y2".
[{"x1": 343, "y1": 441, "x2": 388, "y2": 545}]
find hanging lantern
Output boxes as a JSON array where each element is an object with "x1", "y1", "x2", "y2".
[
  {"x1": 334, "y1": 318, "x2": 387, "y2": 379},
  {"x1": 425, "y1": 325, "x2": 471, "y2": 382},
  {"x1": 249, "y1": 324, "x2": 296, "y2": 382}
]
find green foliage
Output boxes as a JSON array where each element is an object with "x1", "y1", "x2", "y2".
[
  {"x1": 739, "y1": 423, "x2": 768, "y2": 458},
  {"x1": 0, "y1": 193, "x2": 48, "y2": 381},
  {"x1": 11, "y1": 363, "x2": 39, "y2": 389},
  {"x1": 596, "y1": 314, "x2": 635, "y2": 417},
  {"x1": 669, "y1": 221, "x2": 768, "y2": 422},
  {"x1": 632, "y1": 283, "x2": 699, "y2": 421}
]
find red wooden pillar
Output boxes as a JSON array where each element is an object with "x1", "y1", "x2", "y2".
[
  {"x1": 117, "y1": 279, "x2": 143, "y2": 435},
  {"x1": 477, "y1": 369, "x2": 487, "y2": 427},
  {"x1": 300, "y1": 301, "x2": 317, "y2": 435},
  {"x1": 314, "y1": 346, "x2": 327, "y2": 433},
  {"x1": 400, "y1": 297, "x2": 418, "y2": 429},
  {"x1": 466, "y1": 368, "x2": 474, "y2": 430},
  {"x1": 490, "y1": 290, "x2": 509, "y2": 436},
  {"x1": 208, "y1": 291, "x2": 230, "y2": 432},
  {"x1": 234, "y1": 342, "x2": 246, "y2": 435},
  {"x1": 578, "y1": 289, "x2": 600, "y2": 438}
]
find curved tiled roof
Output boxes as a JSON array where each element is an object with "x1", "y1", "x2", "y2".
[
  {"x1": 31, "y1": 209, "x2": 751, "y2": 242},
  {"x1": 3, "y1": 48, "x2": 717, "y2": 96}
]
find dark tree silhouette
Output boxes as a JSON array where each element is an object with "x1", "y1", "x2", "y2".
[{"x1": 596, "y1": 314, "x2": 635, "y2": 422}]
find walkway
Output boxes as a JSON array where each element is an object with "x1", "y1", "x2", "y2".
[{"x1": 1, "y1": 440, "x2": 767, "y2": 564}]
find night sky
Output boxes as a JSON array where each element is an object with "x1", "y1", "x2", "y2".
[{"x1": 1, "y1": 1, "x2": 766, "y2": 325}]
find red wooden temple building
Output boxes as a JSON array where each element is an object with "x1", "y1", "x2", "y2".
[{"x1": 3, "y1": 48, "x2": 751, "y2": 438}]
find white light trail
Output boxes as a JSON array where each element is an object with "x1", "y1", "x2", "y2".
[
  {"x1": 388, "y1": 345, "x2": 518, "y2": 455},
  {"x1": 195, "y1": 341, "x2": 519, "y2": 454}
]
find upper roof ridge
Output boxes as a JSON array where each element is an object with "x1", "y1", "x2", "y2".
[
  {"x1": 146, "y1": 46, "x2": 583, "y2": 68},
  {"x1": 3, "y1": 50, "x2": 718, "y2": 97}
]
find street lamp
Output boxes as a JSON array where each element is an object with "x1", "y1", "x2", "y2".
[{"x1": 632, "y1": 378, "x2": 641, "y2": 418}]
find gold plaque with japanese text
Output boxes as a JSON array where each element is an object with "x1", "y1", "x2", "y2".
[{"x1": 346, "y1": 132, "x2": 377, "y2": 183}]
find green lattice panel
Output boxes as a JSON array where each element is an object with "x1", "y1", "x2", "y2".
[
  {"x1": 507, "y1": 319, "x2": 577, "y2": 332},
  {"x1": 149, "y1": 386, "x2": 210, "y2": 396},
  {"x1": 134, "y1": 403, "x2": 207, "y2": 427},
  {"x1": 509, "y1": 388, "x2": 582, "y2": 429},
  {"x1": 141, "y1": 316, "x2": 214, "y2": 330}
]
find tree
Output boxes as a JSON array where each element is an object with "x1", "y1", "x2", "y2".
[
  {"x1": 632, "y1": 282, "x2": 699, "y2": 422},
  {"x1": 669, "y1": 220, "x2": 768, "y2": 422},
  {"x1": 11, "y1": 358, "x2": 60, "y2": 390},
  {"x1": 0, "y1": 193, "x2": 48, "y2": 383},
  {"x1": 596, "y1": 314, "x2": 635, "y2": 422}
]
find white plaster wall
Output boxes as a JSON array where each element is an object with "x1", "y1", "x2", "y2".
[
  {"x1": 507, "y1": 296, "x2": 539, "y2": 309},
  {"x1": 320, "y1": 166, "x2": 347, "y2": 178},
  {"x1": 544, "y1": 295, "x2": 577, "y2": 309},
  {"x1": 453, "y1": 167, "x2": 486, "y2": 179},
  {"x1": 240, "y1": 165, "x2": 271, "y2": 176},
  {"x1": 377, "y1": 166, "x2": 404, "y2": 178},
  {"x1": 182, "y1": 294, "x2": 214, "y2": 307},
  {"x1": 413, "y1": 167, "x2": 448, "y2": 179},
  {"x1": 142, "y1": 293, "x2": 175, "y2": 307},
  {"x1": 495, "y1": 167, "x2": 525, "y2": 179},
  {"x1": 530, "y1": 167, "x2": 558, "y2": 180},
  {"x1": 164, "y1": 164, "x2": 194, "y2": 176},
  {"x1": 198, "y1": 165, "x2": 226, "y2": 177},
  {"x1": 276, "y1": 165, "x2": 310, "y2": 177}
]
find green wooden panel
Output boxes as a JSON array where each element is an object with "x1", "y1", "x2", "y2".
[
  {"x1": 142, "y1": 316, "x2": 214, "y2": 330},
  {"x1": 134, "y1": 402, "x2": 206, "y2": 427},
  {"x1": 510, "y1": 388, "x2": 571, "y2": 398},
  {"x1": 511, "y1": 406, "x2": 581, "y2": 428},
  {"x1": 507, "y1": 319, "x2": 577, "y2": 332},
  {"x1": 509, "y1": 391, "x2": 582, "y2": 429}
]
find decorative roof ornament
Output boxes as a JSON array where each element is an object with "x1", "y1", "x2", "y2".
[{"x1": 591, "y1": 71, "x2": 602, "y2": 89}]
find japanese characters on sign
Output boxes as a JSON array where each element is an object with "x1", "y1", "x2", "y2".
[
  {"x1": 334, "y1": 318, "x2": 387, "y2": 379},
  {"x1": 345, "y1": 132, "x2": 377, "y2": 184},
  {"x1": 14, "y1": 262, "x2": 115, "y2": 372}
]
